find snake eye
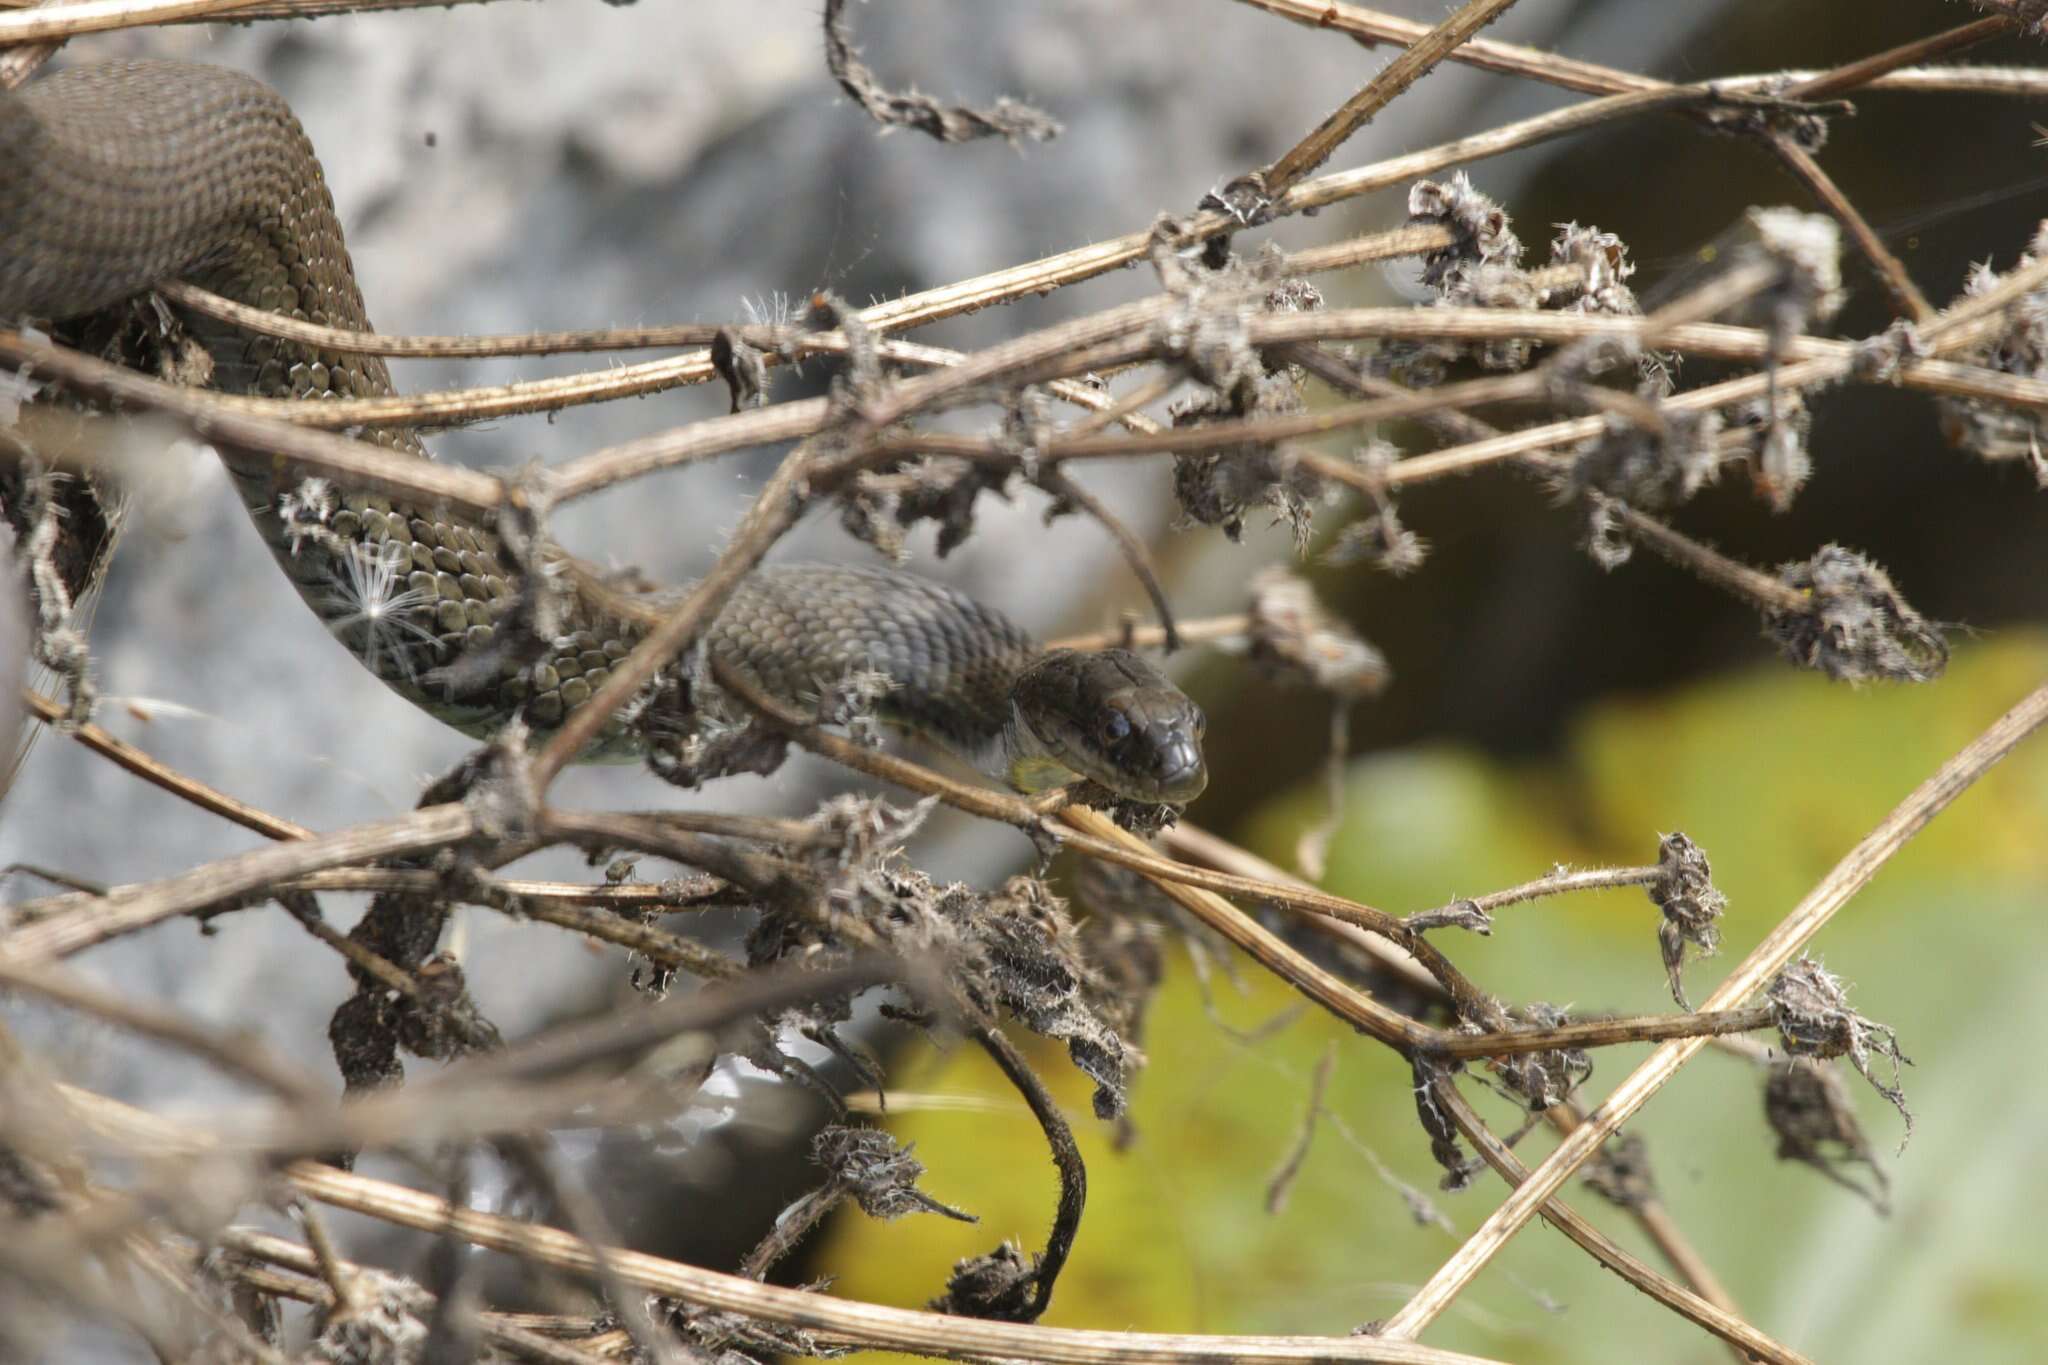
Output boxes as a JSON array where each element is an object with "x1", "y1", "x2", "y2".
[
  {"x1": 1099, "y1": 711, "x2": 1131, "y2": 745},
  {"x1": 1192, "y1": 707, "x2": 1207, "y2": 739}
]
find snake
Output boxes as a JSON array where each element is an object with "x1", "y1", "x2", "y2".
[{"x1": 0, "y1": 60, "x2": 1207, "y2": 804}]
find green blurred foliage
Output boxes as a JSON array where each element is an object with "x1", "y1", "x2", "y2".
[{"x1": 815, "y1": 637, "x2": 2048, "y2": 1363}]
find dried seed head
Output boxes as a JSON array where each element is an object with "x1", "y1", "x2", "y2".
[
  {"x1": 1936, "y1": 225, "x2": 2048, "y2": 483},
  {"x1": 1767, "y1": 956, "x2": 1915, "y2": 1146},
  {"x1": 1549, "y1": 222, "x2": 1642, "y2": 318},
  {"x1": 1566, "y1": 406, "x2": 1727, "y2": 517},
  {"x1": 1766, "y1": 545, "x2": 1948, "y2": 684},
  {"x1": 1408, "y1": 172, "x2": 1525, "y2": 287},
  {"x1": 930, "y1": 1240, "x2": 1041, "y2": 1321},
  {"x1": 1484, "y1": 1001, "x2": 1593, "y2": 1112},
  {"x1": 1647, "y1": 832, "x2": 1725, "y2": 1008},
  {"x1": 813, "y1": 1124, "x2": 975, "y2": 1222},
  {"x1": 1764, "y1": 1058, "x2": 1891, "y2": 1212},
  {"x1": 1746, "y1": 207, "x2": 1845, "y2": 339}
]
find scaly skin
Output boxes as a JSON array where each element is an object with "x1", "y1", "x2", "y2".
[{"x1": 0, "y1": 60, "x2": 1206, "y2": 801}]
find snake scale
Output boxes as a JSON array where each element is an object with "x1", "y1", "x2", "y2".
[{"x1": 0, "y1": 60, "x2": 1207, "y2": 802}]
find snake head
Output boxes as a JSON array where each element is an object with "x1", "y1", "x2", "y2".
[{"x1": 1012, "y1": 648, "x2": 1208, "y2": 804}]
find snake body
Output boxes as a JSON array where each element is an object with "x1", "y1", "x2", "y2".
[{"x1": 0, "y1": 60, "x2": 1207, "y2": 802}]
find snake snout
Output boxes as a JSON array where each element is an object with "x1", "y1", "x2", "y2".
[
  {"x1": 1099, "y1": 690, "x2": 1208, "y2": 803},
  {"x1": 1140, "y1": 718, "x2": 1208, "y2": 803},
  {"x1": 1015, "y1": 647, "x2": 1209, "y2": 804}
]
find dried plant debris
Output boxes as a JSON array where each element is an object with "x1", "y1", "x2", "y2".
[
  {"x1": 1766, "y1": 545, "x2": 1948, "y2": 684},
  {"x1": 813, "y1": 1124, "x2": 975, "y2": 1222},
  {"x1": 1764, "y1": 1057, "x2": 1892, "y2": 1213},
  {"x1": 754, "y1": 859, "x2": 1135, "y2": 1120},
  {"x1": 1767, "y1": 957, "x2": 1914, "y2": 1146},
  {"x1": 1409, "y1": 173, "x2": 1526, "y2": 297},
  {"x1": 1580, "y1": 1131, "x2": 1658, "y2": 1210},
  {"x1": 1482, "y1": 1002, "x2": 1593, "y2": 1113},
  {"x1": 930, "y1": 1239, "x2": 1042, "y2": 1321},
  {"x1": 1743, "y1": 208, "x2": 1845, "y2": 345},
  {"x1": 1646, "y1": 833, "x2": 1726, "y2": 1009},
  {"x1": 1549, "y1": 222, "x2": 1645, "y2": 321},
  {"x1": 1237, "y1": 567, "x2": 1390, "y2": 699},
  {"x1": 1159, "y1": 243, "x2": 1330, "y2": 546},
  {"x1": 1938, "y1": 223, "x2": 2048, "y2": 484},
  {"x1": 822, "y1": 0, "x2": 1060, "y2": 146},
  {"x1": 1724, "y1": 390, "x2": 1814, "y2": 512},
  {"x1": 1325, "y1": 442, "x2": 1428, "y2": 575},
  {"x1": 840, "y1": 456, "x2": 1014, "y2": 562},
  {"x1": 1411, "y1": 1058, "x2": 1482, "y2": 1190},
  {"x1": 1565, "y1": 406, "x2": 1727, "y2": 540},
  {"x1": 305, "y1": 1272, "x2": 429, "y2": 1365}
]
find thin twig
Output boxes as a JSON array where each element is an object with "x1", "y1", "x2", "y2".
[
  {"x1": 1427, "y1": 1074, "x2": 1812, "y2": 1365},
  {"x1": 1381, "y1": 675, "x2": 2048, "y2": 1339}
]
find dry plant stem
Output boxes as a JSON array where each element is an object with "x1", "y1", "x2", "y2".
[
  {"x1": 973, "y1": 1020, "x2": 1086, "y2": 1318},
  {"x1": 21, "y1": 688, "x2": 311, "y2": 841},
  {"x1": 1035, "y1": 466, "x2": 1180, "y2": 650},
  {"x1": 0, "y1": 0, "x2": 506, "y2": 17},
  {"x1": 0, "y1": 0, "x2": 263, "y2": 41},
  {"x1": 277, "y1": 866, "x2": 724, "y2": 906},
  {"x1": 1248, "y1": 0, "x2": 1963, "y2": 313},
  {"x1": 1602, "y1": 501, "x2": 1807, "y2": 614},
  {"x1": 1257, "y1": 0, "x2": 1523, "y2": 196},
  {"x1": 0, "y1": 0, "x2": 64, "y2": 86},
  {"x1": 1537, "y1": 1100, "x2": 1741, "y2": 1323},
  {"x1": 1243, "y1": 0, "x2": 2045, "y2": 98},
  {"x1": 1780, "y1": 15, "x2": 2014, "y2": 100},
  {"x1": 1434, "y1": 1005, "x2": 1775, "y2": 1059},
  {"x1": 0, "y1": 958, "x2": 321, "y2": 1102},
  {"x1": 18, "y1": 689, "x2": 735, "y2": 973},
  {"x1": 537, "y1": 808, "x2": 800, "y2": 914},
  {"x1": 275, "y1": 1158, "x2": 1508, "y2": 1365},
  {"x1": 1046, "y1": 614, "x2": 1251, "y2": 654},
  {"x1": 1264, "y1": 1041, "x2": 1337, "y2": 1214},
  {"x1": 530, "y1": 441, "x2": 812, "y2": 784},
  {"x1": 219, "y1": 1231, "x2": 620, "y2": 1365},
  {"x1": 1057, "y1": 807, "x2": 1440, "y2": 1050},
  {"x1": 159, "y1": 280, "x2": 1160, "y2": 434},
  {"x1": 0, "y1": 804, "x2": 476, "y2": 964},
  {"x1": 1381, "y1": 675, "x2": 2048, "y2": 1340},
  {"x1": 708, "y1": 662, "x2": 1478, "y2": 1039},
  {"x1": 1423, "y1": 864, "x2": 1660, "y2": 921},
  {"x1": 11, "y1": 82, "x2": 1820, "y2": 440},
  {"x1": 1158, "y1": 821, "x2": 1446, "y2": 1002},
  {"x1": 277, "y1": 893, "x2": 426, "y2": 1001},
  {"x1": 0, "y1": 329, "x2": 504, "y2": 512},
  {"x1": 1427, "y1": 1075, "x2": 1811, "y2": 1365},
  {"x1": 147, "y1": 226, "x2": 1437, "y2": 435},
  {"x1": 1766, "y1": 134, "x2": 1932, "y2": 321}
]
